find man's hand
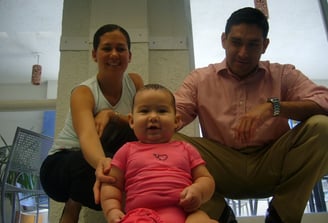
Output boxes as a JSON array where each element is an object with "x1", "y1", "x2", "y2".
[
  {"x1": 233, "y1": 103, "x2": 272, "y2": 143},
  {"x1": 93, "y1": 157, "x2": 116, "y2": 204}
]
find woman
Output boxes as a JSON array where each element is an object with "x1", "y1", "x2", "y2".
[{"x1": 40, "y1": 24, "x2": 143, "y2": 223}]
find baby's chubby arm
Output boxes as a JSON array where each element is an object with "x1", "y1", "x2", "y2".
[
  {"x1": 100, "y1": 166, "x2": 125, "y2": 223},
  {"x1": 179, "y1": 164, "x2": 215, "y2": 212}
]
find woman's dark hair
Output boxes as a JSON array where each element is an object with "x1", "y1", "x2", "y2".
[
  {"x1": 93, "y1": 24, "x2": 131, "y2": 51},
  {"x1": 225, "y1": 7, "x2": 269, "y2": 39}
]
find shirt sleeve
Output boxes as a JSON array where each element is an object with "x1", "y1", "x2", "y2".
[
  {"x1": 183, "y1": 142, "x2": 205, "y2": 169},
  {"x1": 174, "y1": 70, "x2": 199, "y2": 127},
  {"x1": 111, "y1": 143, "x2": 129, "y2": 171},
  {"x1": 281, "y1": 64, "x2": 328, "y2": 112}
]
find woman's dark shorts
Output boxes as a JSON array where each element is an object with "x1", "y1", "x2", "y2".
[{"x1": 40, "y1": 122, "x2": 137, "y2": 210}]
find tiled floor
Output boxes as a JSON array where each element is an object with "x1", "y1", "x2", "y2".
[
  {"x1": 15, "y1": 206, "x2": 328, "y2": 223},
  {"x1": 13, "y1": 178, "x2": 328, "y2": 223}
]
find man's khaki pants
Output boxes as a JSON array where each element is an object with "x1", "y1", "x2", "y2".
[{"x1": 173, "y1": 115, "x2": 328, "y2": 223}]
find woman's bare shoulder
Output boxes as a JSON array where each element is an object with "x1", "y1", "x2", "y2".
[{"x1": 128, "y1": 72, "x2": 144, "y2": 90}]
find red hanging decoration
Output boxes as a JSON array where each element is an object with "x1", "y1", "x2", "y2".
[
  {"x1": 31, "y1": 54, "x2": 42, "y2": 85},
  {"x1": 254, "y1": 0, "x2": 269, "y2": 18}
]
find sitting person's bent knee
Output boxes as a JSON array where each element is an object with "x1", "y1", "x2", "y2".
[{"x1": 304, "y1": 114, "x2": 328, "y2": 133}]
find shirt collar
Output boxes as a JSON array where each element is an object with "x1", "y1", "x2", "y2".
[{"x1": 216, "y1": 59, "x2": 267, "y2": 79}]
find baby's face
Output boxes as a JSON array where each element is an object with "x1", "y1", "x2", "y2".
[{"x1": 129, "y1": 89, "x2": 178, "y2": 144}]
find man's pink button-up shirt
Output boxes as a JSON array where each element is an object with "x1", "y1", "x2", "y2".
[{"x1": 175, "y1": 60, "x2": 328, "y2": 149}]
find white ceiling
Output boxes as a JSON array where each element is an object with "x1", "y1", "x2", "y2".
[
  {"x1": 0, "y1": 0, "x2": 327, "y2": 85},
  {"x1": 0, "y1": 0, "x2": 63, "y2": 84}
]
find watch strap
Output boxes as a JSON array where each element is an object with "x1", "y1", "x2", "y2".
[{"x1": 267, "y1": 97, "x2": 280, "y2": 116}]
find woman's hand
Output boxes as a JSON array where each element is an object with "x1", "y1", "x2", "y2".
[
  {"x1": 95, "y1": 109, "x2": 116, "y2": 137},
  {"x1": 93, "y1": 157, "x2": 116, "y2": 204}
]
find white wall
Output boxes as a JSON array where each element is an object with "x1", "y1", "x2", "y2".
[
  {"x1": 190, "y1": 0, "x2": 328, "y2": 80},
  {"x1": 1, "y1": 0, "x2": 327, "y2": 142},
  {"x1": 0, "y1": 0, "x2": 327, "y2": 222},
  {"x1": 0, "y1": 81, "x2": 57, "y2": 145}
]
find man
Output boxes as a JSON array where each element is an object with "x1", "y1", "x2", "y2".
[{"x1": 173, "y1": 7, "x2": 328, "y2": 223}]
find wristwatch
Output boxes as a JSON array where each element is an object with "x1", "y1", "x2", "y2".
[{"x1": 267, "y1": 97, "x2": 280, "y2": 116}]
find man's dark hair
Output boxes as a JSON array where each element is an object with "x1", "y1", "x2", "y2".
[
  {"x1": 93, "y1": 24, "x2": 131, "y2": 51},
  {"x1": 225, "y1": 7, "x2": 269, "y2": 38}
]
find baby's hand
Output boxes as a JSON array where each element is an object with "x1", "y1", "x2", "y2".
[
  {"x1": 107, "y1": 209, "x2": 125, "y2": 223},
  {"x1": 179, "y1": 186, "x2": 202, "y2": 212}
]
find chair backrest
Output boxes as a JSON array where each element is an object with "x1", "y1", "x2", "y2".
[
  {"x1": 9, "y1": 127, "x2": 53, "y2": 174},
  {"x1": 2, "y1": 127, "x2": 53, "y2": 189}
]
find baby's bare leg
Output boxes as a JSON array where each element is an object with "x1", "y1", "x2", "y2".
[{"x1": 186, "y1": 210, "x2": 218, "y2": 223}]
